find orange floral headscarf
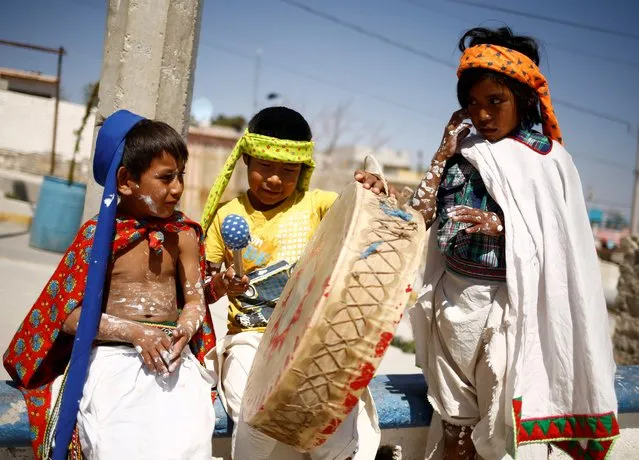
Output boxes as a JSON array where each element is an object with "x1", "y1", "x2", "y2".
[{"x1": 458, "y1": 44, "x2": 563, "y2": 144}]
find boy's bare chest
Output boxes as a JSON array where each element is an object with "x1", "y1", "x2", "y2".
[
  {"x1": 111, "y1": 235, "x2": 180, "y2": 282},
  {"x1": 105, "y1": 236, "x2": 181, "y2": 320}
]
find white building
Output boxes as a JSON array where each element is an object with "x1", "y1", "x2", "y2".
[
  {"x1": 0, "y1": 81, "x2": 96, "y2": 162},
  {"x1": 0, "y1": 67, "x2": 58, "y2": 98},
  {"x1": 319, "y1": 145, "x2": 422, "y2": 192},
  {"x1": 329, "y1": 145, "x2": 412, "y2": 174}
]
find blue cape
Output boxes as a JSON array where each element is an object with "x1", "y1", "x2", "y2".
[{"x1": 52, "y1": 110, "x2": 144, "y2": 459}]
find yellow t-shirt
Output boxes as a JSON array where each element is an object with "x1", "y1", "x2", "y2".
[{"x1": 206, "y1": 189, "x2": 338, "y2": 334}]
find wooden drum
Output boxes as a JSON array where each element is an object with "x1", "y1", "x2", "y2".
[{"x1": 242, "y1": 181, "x2": 426, "y2": 451}]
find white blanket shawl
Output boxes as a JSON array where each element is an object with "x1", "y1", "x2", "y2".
[{"x1": 410, "y1": 135, "x2": 619, "y2": 457}]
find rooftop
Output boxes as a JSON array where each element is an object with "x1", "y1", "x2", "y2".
[
  {"x1": 0, "y1": 67, "x2": 57, "y2": 84},
  {"x1": 188, "y1": 124, "x2": 243, "y2": 141}
]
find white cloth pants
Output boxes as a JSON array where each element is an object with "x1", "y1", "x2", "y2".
[
  {"x1": 212, "y1": 331, "x2": 381, "y2": 460},
  {"x1": 425, "y1": 271, "x2": 509, "y2": 460},
  {"x1": 61, "y1": 345, "x2": 216, "y2": 460}
]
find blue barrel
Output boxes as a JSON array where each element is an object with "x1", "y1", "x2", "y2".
[{"x1": 29, "y1": 176, "x2": 87, "y2": 253}]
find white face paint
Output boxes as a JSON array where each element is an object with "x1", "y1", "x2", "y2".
[{"x1": 139, "y1": 194, "x2": 158, "y2": 214}]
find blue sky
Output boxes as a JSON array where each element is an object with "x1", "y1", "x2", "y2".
[{"x1": 1, "y1": 0, "x2": 638, "y2": 218}]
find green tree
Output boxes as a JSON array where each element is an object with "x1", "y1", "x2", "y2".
[
  {"x1": 604, "y1": 211, "x2": 629, "y2": 230},
  {"x1": 211, "y1": 114, "x2": 246, "y2": 132},
  {"x1": 83, "y1": 82, "x2": 99, "y2": 104},
  {"x1": 68, "y1": 81, "x2": 99, "y2": 183}
]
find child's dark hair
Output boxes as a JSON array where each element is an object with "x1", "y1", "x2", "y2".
[
  {"x1": 248, "y1": 106, "x2": 312, "y2": 141},
  {"x1": 457, "y1": 27, "x2": 542, "y2": 130},
  {"x1": 121, "y1": 119, "x2": 189, "y2": 179}
]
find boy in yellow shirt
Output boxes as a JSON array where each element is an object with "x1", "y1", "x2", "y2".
[{"x1": 201, "y1": 106, "x2": 385, "y2": 460}]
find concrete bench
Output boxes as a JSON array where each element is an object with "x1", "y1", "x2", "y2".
[{"x1": 1, "y1": 368, "x2": 638, "y2": 459}]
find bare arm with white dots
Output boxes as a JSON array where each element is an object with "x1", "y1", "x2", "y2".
[{"x1": 411, "y1": 109, "x2": 471, "y2": 230}]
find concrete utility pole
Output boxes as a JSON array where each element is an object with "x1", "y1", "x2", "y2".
[
  {"x1": 630, "y1": 125, "x2": 639, "y2": 234},
  {"x1": 82, "y1": 0, "x2": 204, "y2": 220}
]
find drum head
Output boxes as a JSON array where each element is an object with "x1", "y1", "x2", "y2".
[{"x1": 242, "y1": 182, "x2": 425, "y2": 450}]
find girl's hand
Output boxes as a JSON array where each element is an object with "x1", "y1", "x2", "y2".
[
  {"x1": 353, "y1": 171, "x2": 398, "y2": 197},
  {"x1": 437, "y1": 109, "x2": 472, "y2": 160},
  {"x1": 447, "y1": 205, "x2": 504, "y2": 236}
]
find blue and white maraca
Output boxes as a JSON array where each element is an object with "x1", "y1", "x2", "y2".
[
  {"x1": 221, "y1": 214, "x2": 251, "y2": 278},
  {"x1": 221, "y1": 214, "x2": 251, "y2": 250}
]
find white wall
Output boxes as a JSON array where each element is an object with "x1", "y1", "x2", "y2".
[{"x1": 0, "y1": 90, "x2": 95, "y2": 161}]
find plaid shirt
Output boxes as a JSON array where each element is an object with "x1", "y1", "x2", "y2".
[
  {"x1": 436, "y1": 128, "x2": 551, "y2": 273},
  {"x1": 437, "y1": 156, "x2": 506, "y2": 269},
  {"x1": 511, "y1": 128, "x2": 552, "y2": 154}
]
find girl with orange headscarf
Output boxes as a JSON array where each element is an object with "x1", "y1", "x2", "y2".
[{"x1": 407, "y1": 27, "x2": 618, "y2": 459}]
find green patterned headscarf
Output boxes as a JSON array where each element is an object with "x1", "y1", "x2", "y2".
[{"x1": 200, "y1": 129, "x2": 315, "y2": 233}]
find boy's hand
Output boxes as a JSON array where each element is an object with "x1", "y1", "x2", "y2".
[
  {"x1": 353, "y1": 171, "x2": 398, "y2": 197},
  {"x1": 132, "y1": 325, "x2": 173, "y2": 375},
  {"x1": 212, "y1": 267, "x2": 250, "y2": 297},
  {"x1": 204, "y1": 276, "x2": 219, "y2": 304},
  {"x1": 167, "y1": 325, "x2": 191, "y2": 373}
]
